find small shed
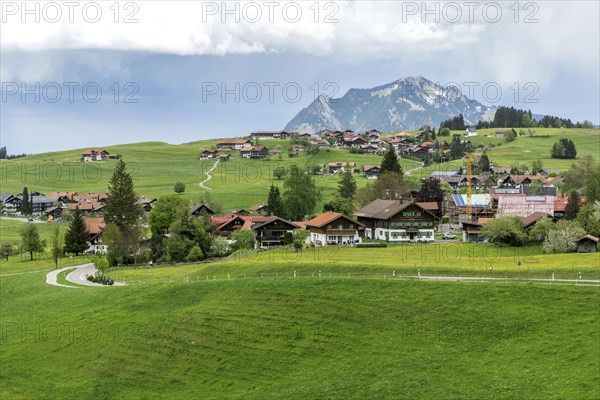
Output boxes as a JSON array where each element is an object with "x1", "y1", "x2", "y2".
[{"x1": 576, "y1": 235, "x2": 598, "y2": 253}]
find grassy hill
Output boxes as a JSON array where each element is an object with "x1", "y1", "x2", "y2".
[
  {"x1": 418, "y1": 127, "x2": 600, "y2": 178},
  {"x1": 0, "y1": 139, "x2": 419, "y2": 211},
  {"x1": 1, "y1": 128, "x2": 598, "y2": 210},
  {"x1": 1, "y1": 264, "x2": 598, "y2": 399}
]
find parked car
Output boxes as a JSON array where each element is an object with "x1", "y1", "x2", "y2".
[{"x1": 442, "y1": 233, "x2": 457, "y2": 240}]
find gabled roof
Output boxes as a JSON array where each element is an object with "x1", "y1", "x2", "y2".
[
  {"x1": 577, "y1": 234, "x2": 599, "y2": 243},
  {"x1": 363, "y1": 165, "x2": 380, "y2": 172},
  {"x1": 521, "y1": 212, "x2": 553, "y2": 228},
  {"x1": 249, "y1": 204, "x2": 267, "y2": 212},
  {"x1": 305, "y1": 212, "x2": 364, "y2": 228},
  {"x1": 190, "y1": 203, "x2": 214, "y2": 215},
  {"x1": 217, "y1": 139, "x2": 252, "y2": 145},
  {"x1": 328, "y1": 162, "x2": 356, "y2": 167},
  {"x1": 84, "y1": 217, "x2": 105, "y2": 235},
  {"x1": 250, "y1": 216, "x2": 299, "y2": 231},
  {"x1": 354, "y1": 199, "x2": 438, "y2": 221}
]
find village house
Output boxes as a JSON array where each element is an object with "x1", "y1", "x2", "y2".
[
  {"x1": 219, "y1": 154, "x2": 230, "y2": 162},
  {"x1": 354, "y1": 199, "x2": 439, "y2": 242},
  {"x1": 44, "y1": 206, "x2": 63, "y2": 221},
  {"x1": 496, "y1": 195, "x2": 555, "y2": 218},
  {"x1": 251, "y1": 130, "x2": 295, "y2": 140},
  {"x1": 0, "y1": 193, "x2": 21, "y2": 214},
  {"x1": 328, "y1": 162, "x2": 356, "y2": 174},
  {"x1": 31, "y1": 195, "x2": 61, "y2": 214},
  {"x1": 249, "y1": 204, "x2": 268, "y2": 214},
  {"x1": 81, "y1": 149, "x2": 121, "y2": 162},
  {"x1": 553, "y1": 194, "x2": 586, "y2": 219},
  {"x1": 139, "y1": 197, "x2": 156, "y2": 213},
  {"x1": 447, "y1": 194, "x2": 494, "y2": 224},
  {"x1": 240, "y1": 145, "x2": 270, "y2": 159},
  {"x1": 215, "y1": 139, "x2": 252, "y2": 150},
  {"x1": 359, "y1": 144, "x2": 379, "y2": 154},
  {"x1": 497, "y1": 175, "x2": 545, "y2": 188},
  {"x1": 190, "y1": 203, "x2": 215, "y2": 217},
  {"x1": 464, "y1": 127, "x2": 478, "y2": 137},
  {"x1": 305, "y1": 212, "x2": 364, "y2": 246},
  {"x1": 251, "y1": 217, "x2": 299, "y2": 248},
  {"x1": 84, "y1": 217, "x2": 107, "y2": 254},
  {"x1": 363, "y1": 165, "x2": 381, "y2": 179},
  {"x1": 576, "y1": 235, "x2": 598, "y2": 253},
  {"x1": 199, "y1": 150, "x2": 218, "y2": 160}
]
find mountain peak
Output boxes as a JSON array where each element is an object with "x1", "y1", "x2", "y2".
[{"x1": 285, "y1": 76, "x2": 488, "y2": 133}]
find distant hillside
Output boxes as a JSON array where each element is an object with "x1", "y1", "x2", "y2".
[{"x1": 285, "y1": 76, "x2": 491, "y2": 133}]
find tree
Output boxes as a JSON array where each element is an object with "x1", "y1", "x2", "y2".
[
  {"x1": 103, "y1": 223, "x2": 126, "y2": 266},
  {"x1": 20, "y1": 224, "x2": 44, "y2": 260},
  {"x1": 186, "y1": 245, "x2": 204, "y2": 262},
  {"x1": 231, "y1": 230, "x2": 255, "y2": 251},
  {"x1": 165, "y1": 209, "x2": 210, "y2": 263},
  {"x1": 551, "y1": 139, "x2": 577, "y2": 159},
  {"x1": 583, "y1": 165, "x2": 600, "y2": 203},
  {"x1": 210, "y1": 236, "x2": 230, "y2": 258},
  {"x1": 104, "y1": 160, "x2": 143, "y2": 264},
  {"x1": 564, "y1": 190, "x2": 581, "y2": 220},
  {"x1": 357, "y1": 172, "x2": 409, "y2": 206},
  {"x1": 148, "y1": 194, "x2": 190, "y2": 237},
  {"x1": 380, "y1": 143, "x2": 403, "y2": 175},
  {"x1": 530, "y1": 159, "x2": 543, "y2": 175},
  {"x1": 283, "y1": 165, "x2": 321, "y2": 221},
  {"x1": 449, "y1": 135, "x2": 463, "y2": 160},
  {"x1": 576, "y1": 201, "x2": 600, "y2": 237},
  {"x1": 104, "y1": 160, "x2": 142, "y2": 230},
  {"x1": 2, "y1": 243, "x2": 14, "y2": 261},
  {"x1": 173, "y1": 182, "x2": 186, "y2": 194},
  {"x1": 323, "y1": 197, "x2": 354, "y2": 215},
  {"x1": 529, "y1": 217, "x2": 555, "y2": 242},
  {"x1": 542, "y1": 220, "x2": 585, "y2": 253},
  {"x1": 528, "y1": 181, "x2": 543, "y2": 196},
  {"x1": 64, "y1": 207, "x2": 89, "y2": 256},
  {"x1": 21, "y1": 187, "x2": 32, "y2": 215},
  {"x1": 417, "y1": 178, "x2": 445, "y2": 214},
  {"x1": 93, "y1": 253, "x2": 110, "y2": 277},
  {"x1": 266, "y1": 185, "x2": 285, "y2": 217},
  {"x1": 481, "y1": 217, "x2": 527, "y2": 246},
  {"x1": 273, "y1": 165, "x2": 288, "y2": 180},
  {"x1": 50, "y1": 224, "x2": 64, "y2": 267},
  {"x1": 438, "y1": 127, "x2": 451, "y2": 136},
  {"x1": 338, "y1": 166, "x2": 357, "y2": 200},
  {"x1": 478, "y1": 151, "x2": 490, "y2": 173}
]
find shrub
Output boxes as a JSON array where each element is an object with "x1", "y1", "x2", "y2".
[{"x1": 356, "y1": 243, "x2": 388, "y2": 248}]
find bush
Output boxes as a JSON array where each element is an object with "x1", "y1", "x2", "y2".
[
  {"x1": 441, "y1": 215, "x2": 450, "y2": 224},
  {"x1": 293, "y1": 239, "x2": 303, "y2": 251},
  {"x1": 284, "y1": 232, "x2": 294, "y2": 245},
  {"x1": 356, "y1": 243, "x2": 388, "y2": 248},
  {"x1": 186, "y1": 245, "x2": 204, "y2": 262}
]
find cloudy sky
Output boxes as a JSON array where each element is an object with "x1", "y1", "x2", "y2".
[{"x1": 1, "y1": 1, "x2": 599, "y2": 154}]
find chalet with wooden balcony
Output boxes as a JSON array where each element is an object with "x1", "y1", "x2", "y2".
[
  {"x1": 215, "y1": 139, "x2": 252, "y2": 150},
  {"x1": 305, "y1": 212, "x2": 364, "y2": 246},
  {"x1": 240, "y1": 145, "x2": 269, "y2": 159},
  {"x1": 354, "y1": 199, "x2": 439, "y2": 242},
  {"x1": 251, "y1": 217, "x2": 299, "y2": 248}
]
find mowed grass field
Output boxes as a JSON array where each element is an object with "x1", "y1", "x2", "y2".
[
  {"x1": 0, "y1": 263, "x2": 598, "y2": 399},
  {"x1": 0, "y1": 139, "x2": 419, "y2": 211},
  {"x1": 418, "y1": 128, "x2": 600, "y2": 178}
]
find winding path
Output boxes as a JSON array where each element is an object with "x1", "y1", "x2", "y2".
[
  {"x1": 199, "y1": 159, "x2": 220, "y2": 190},
  {"x1": 45, "y1": 263, "x2": 125, "y2": 288}
]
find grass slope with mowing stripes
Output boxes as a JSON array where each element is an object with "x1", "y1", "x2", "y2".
[{"x1": 1, "y1": 272, "x2": 598, "y2": 399}]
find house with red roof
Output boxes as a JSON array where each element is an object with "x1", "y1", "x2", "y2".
[
  {"x1": 82, "y1": 149, "x2": 120, "y2": 162},
  {"x1": 84, "y1": 217, "x2": 107, "y2": 254},
  {"x1": 305, "y1": 212, "x2": 364, "y2": 246}
]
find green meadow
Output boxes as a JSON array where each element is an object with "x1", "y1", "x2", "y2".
[
  {"x1": 1, "y1": 260, "x2": 598, "y2": 399},
  {"x1": 0, "y1": 139, "x2": 419, "y2": 210},
  {"x1": 420, "y1": 127, "x2": 600, "y2": 178}
]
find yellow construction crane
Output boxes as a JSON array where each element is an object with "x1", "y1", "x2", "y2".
[{"x1": 464, "y1": 150, "x2": 519, "y2": 222}]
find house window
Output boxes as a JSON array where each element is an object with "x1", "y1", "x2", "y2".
[
  {"x1": 327, "y1": 224, "x2": 332, "y2": 229},
  {"x1": 416, "y1": 212, "x2": 421, "y2": 217},
  {"x1": 338, "y1": 224, "x2": 343, "y2": 230}
]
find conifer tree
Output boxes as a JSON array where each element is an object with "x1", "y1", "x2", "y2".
[
  {"x1": 21, "y1": 187, "x2": 32, "y2": 215},
  {"x1": 266, "y1": 185, "x2": 285, "y2": 218},
  {"x1": 380, "y1": 143, "x2": 403, "y2": 175},
  {"x1": 64, "y1": 207, "x2": 89, "y2": 256},
  {"x1": 564, "y1": 190, "x2": 581, "y2": 220},
  {"x1": 338, "y1": 165, "x2": 357, "y2": 200}
]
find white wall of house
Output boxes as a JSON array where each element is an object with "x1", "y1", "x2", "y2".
[
  {"x1": 371, "y1": 228, "x2": 435, "y2": 242},
  {"x1": 308, "y1": 232, "x2": 360, "y2": 245}
]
